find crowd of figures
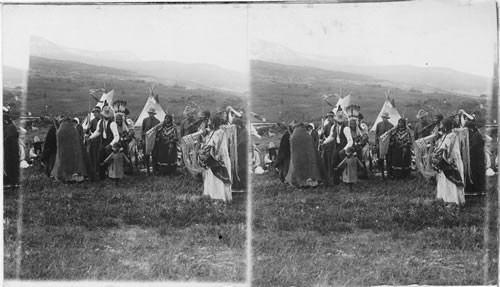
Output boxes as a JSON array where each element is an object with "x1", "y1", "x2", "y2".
[
  {"x1": 258, "y1": 106, "x2": 497, "y2": 206},
  {"x1": 3, "y1": 105, "x2": 249, "y2": 203}
]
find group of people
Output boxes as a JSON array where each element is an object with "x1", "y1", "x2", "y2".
[
  {"x1": 266, "y1": 105, "x2": 494, "y2": 206},
  {"x1": 5, "y1": 102, "x2": 248, "y2": 203}
]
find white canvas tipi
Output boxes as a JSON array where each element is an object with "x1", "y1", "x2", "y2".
[
  {"x1": 370, "y1": 91, "x2": 401, "y2": 132},
  {"x1": 331, "y1": 94, "x2": 351, "y2": 115},
  {"x1": 134, "y1": 89, "x2": 166, "y2": 128},
  {"x1": 82, "y1": 89, "x2": 115, "y2": 130}
]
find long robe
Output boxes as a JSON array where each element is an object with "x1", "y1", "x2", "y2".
[
  {"x1": 275, "y1": 131, "x2": 291, "y2": 183},
  {"x1": 155, "y1": 124, "x2": 178, "y2": 175},
  {"x1": 51, "y1": 121, "x2": 88, "y2": 182},
  {"x1": 87, "y1": 118, "x2": 101, "y2": 181},
  {"x1": 286, "y1": 126, "x2": 325, "y2": 187},
  {"x1": 389, "y1": 128, "x2": 413, "y2": 179},
  {"x1": 4, "y1": 121, "x2": 20, "y2": 187},
  {"x1": 203, "y1": 129, "x2": 232, "y2": 201},
  {"x1": 466, "y1": 128, "x2": 485, "y2": 194},
  {"x1": 40, "y1": 125, "x2": 57, "y2": 177},
  {"x1": 435, "y1": 132, "x2": 465, "y2": 205},
  {"x1": 232, "y1": 125, "x2": 248, "y2": 191}
]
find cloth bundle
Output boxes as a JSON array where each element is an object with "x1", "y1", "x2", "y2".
[
  {"x1": 414, "y1": 134, "x2": 437, "y2": 179},
  {"x1": 454, "y1": 128, "x2": 471, "y2": 186},
  {"x1": 221, "y1": 124, "x2": 239, "y2": 182},
  {"x1": 378, "y1": 130, "x2": 391, "y2": 159},
  {"x1": 180, "y1": 130, "x2": 205, "y2": 175}
]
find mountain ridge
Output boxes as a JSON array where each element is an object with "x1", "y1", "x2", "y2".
[
  {"x1": 251, "y1": 39, "x2": 491, "y2": 96},
  {"x1": 29, "y1": 36, "x2": 248, "y2": 94}
]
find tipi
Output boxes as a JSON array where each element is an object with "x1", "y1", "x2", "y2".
[
  {"x1": 82, "y1": 89, "x2": 114, "y2": 130},
  {"x1": 331, "y1": 94, "x2": 351, "y2": 116},
  {"x1": 370, "y1": 90, "x2": 401, "y2": 132},
  {"x1": 134, "y1": 87, "x2": 166, "y2": 128}
]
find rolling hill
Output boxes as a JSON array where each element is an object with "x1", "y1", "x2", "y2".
[
  {"x1": 25, "y1": 56, "x2": 245, "y2": 122},
  {"x1": 30, "y1": 36, "x2": 248, "y2": 93},
  {"x1": 251, "y1": 40, "x2": 491, "y2": 96},
  {"x1": 251, "y1": 60, "x2": 485, "y2": 126}
]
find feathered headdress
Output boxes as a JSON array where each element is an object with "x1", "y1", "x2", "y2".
[
  {"x1": 112, "y1": 100, "x2": 128, "y2": 114},
  {"x1": 345, "y1": 104, "x2": 361, "y2": 119}
]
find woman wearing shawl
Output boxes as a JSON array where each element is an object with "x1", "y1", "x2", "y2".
[
  {"x1": 40, "y1": 117, "x2": 60, "y2": 178},
  {"x1": 433, "y1": 118, "x2": 465, "y2": 205},
  {"x1": 464, "y1": 121, "x2": 485, "y2": 195},
  {"x1": 202, "y1": 115, "x2": 232, "y2": 202},
  {"x1": 51, "y1": 117, "x2": 88, "y2": 182},
  {"x1": 286, "y1": 123, "x2": 326, "y2": 188},
  {"x1": 388, "y1": 118, "x2": 413, "y2": 179},
  {"x1": 274, "y1": 127, "x2": 291, "y2": 183},
  {"x1": 154, "y1": 114, "x2": 179, "y2": 176}
]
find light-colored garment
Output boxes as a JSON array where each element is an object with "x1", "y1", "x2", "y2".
[
  {"x1": 104, "y1": 151, "x2": 130, "y2": 179},
  {"x1": 180, "y1": 130, "x2": 205, "y2": 175},
  {"x1": 203, "y1": 129, "x2": 232, "y2": 202},
  {"x1": 338, "y1": 156, "x2": 363, "y2": 183},
  {"x1": 435, "y1": 133, "x2": 465, "y2": 205}
]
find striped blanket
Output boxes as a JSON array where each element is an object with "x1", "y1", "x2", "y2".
[
  {"x1": 180, "y1": 130, "x2": 205, "y2": 174},
  {"x1": 180, "y1": 125, "x2": 239, "y2": 177},
  {"x1": 414, "y1": 134, "x2": 437, "y2": 178}
]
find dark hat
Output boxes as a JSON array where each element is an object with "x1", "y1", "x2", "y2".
[{"x1": 92, "y1": 106, "x2": 101, "y2": 113}]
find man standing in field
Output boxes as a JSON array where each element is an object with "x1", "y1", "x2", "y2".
[
  {"x1": 322, "y1": 108, "x2": 353, "y2": 186},
  {"x1": 87, "y1": 106, "x2": 120, "y2": 180},
  {"x1": 375, "y1": 112, "x2": 394, "y2": 179},
  {"x1": 179, "y1": 106, "x2": 198, "y2": 137},
  {"x1": 413, "y1": 109, "x2": 430, "y2": 140},
  {"x1": 321, "y1": 111, "x2": 335, "y2": 185},
  {"x1": 86, "y1": 106, "x2": 101, "y2": 181},
  {"x1": 142, "y1": 108, "x2": 160, "y2": 175}
]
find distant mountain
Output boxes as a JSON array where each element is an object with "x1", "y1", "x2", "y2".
[
  {"x1": 251, "y1": 60, "x2": 482, "y2": 124},
  {"x1": 251, "y1": 40, "x2": 491, "y2": 96},
  {"x1": 30, "y1": 36, "x2": 247, "y2": 93}
]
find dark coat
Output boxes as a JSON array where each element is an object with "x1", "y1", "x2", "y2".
[
  {"x1": 40, "y1": 125, "x2": 57, "y2": 177},
  {"x1": 4, "y1": 121, "x2": 19, "y2": 186}
]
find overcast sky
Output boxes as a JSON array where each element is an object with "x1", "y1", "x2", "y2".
[
  {"x1": 3, "y1": 5, "x2": 249, "y2": 73},
  {"x1": 3, "y1": 1, "x2": 497, "y2": 78},
  {"x1": 249, "y1": 0, "x2": 497, "y2": 77}
]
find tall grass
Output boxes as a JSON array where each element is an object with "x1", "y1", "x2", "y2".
[
  {"x1": 4, "y1": 168, "x2": 246, "y2": 281},
  {"x1": 252, "y1": 173, "x2": 498, "y2": 286}
]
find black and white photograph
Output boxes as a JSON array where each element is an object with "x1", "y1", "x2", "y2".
[
  {"x1": 249, "y1": 1, "x2": 498, "y2": 286},
  {"x1": 3, "y1": 4, "x2": 249, "y2": 283},
  {"x1": 2, "y1": 1, "x2": 500, "y2": 286}
]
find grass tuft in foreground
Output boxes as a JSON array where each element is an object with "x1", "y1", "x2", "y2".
[
  {"x1": 252, "y1": 172, "x2": 497, "y2": 286},
  {"x1": 4, "y1": 168, "x2": 246, "y2": 281}
]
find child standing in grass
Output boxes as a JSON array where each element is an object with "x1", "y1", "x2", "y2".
[
  {"x1": 337, "y1": 147, "x2": 365, "y2": 192},
  {"x1": 103, "y1": 142, "x2": 130, "y2": 186}
]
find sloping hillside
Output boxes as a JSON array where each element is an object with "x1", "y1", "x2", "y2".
[
  {"x1": 27, "y1": 56, "x2": 245, "y2": 121},
  {"x1": 251, "y1": 60, "x2": 484, "y2": 126}
]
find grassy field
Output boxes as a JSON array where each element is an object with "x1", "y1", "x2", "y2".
[
  {"x1": 251, "y1": 60, "x2": 487, "y2": 125},
  {"x1": 24, "y1": 56, "x2": 245, "y2": 121},
  {"x1": 4, "y1": 166, "x2": 247, "y2": 281},
  {"x1": 252, "y1": 171, "x2": 498, "y2": 286}
]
